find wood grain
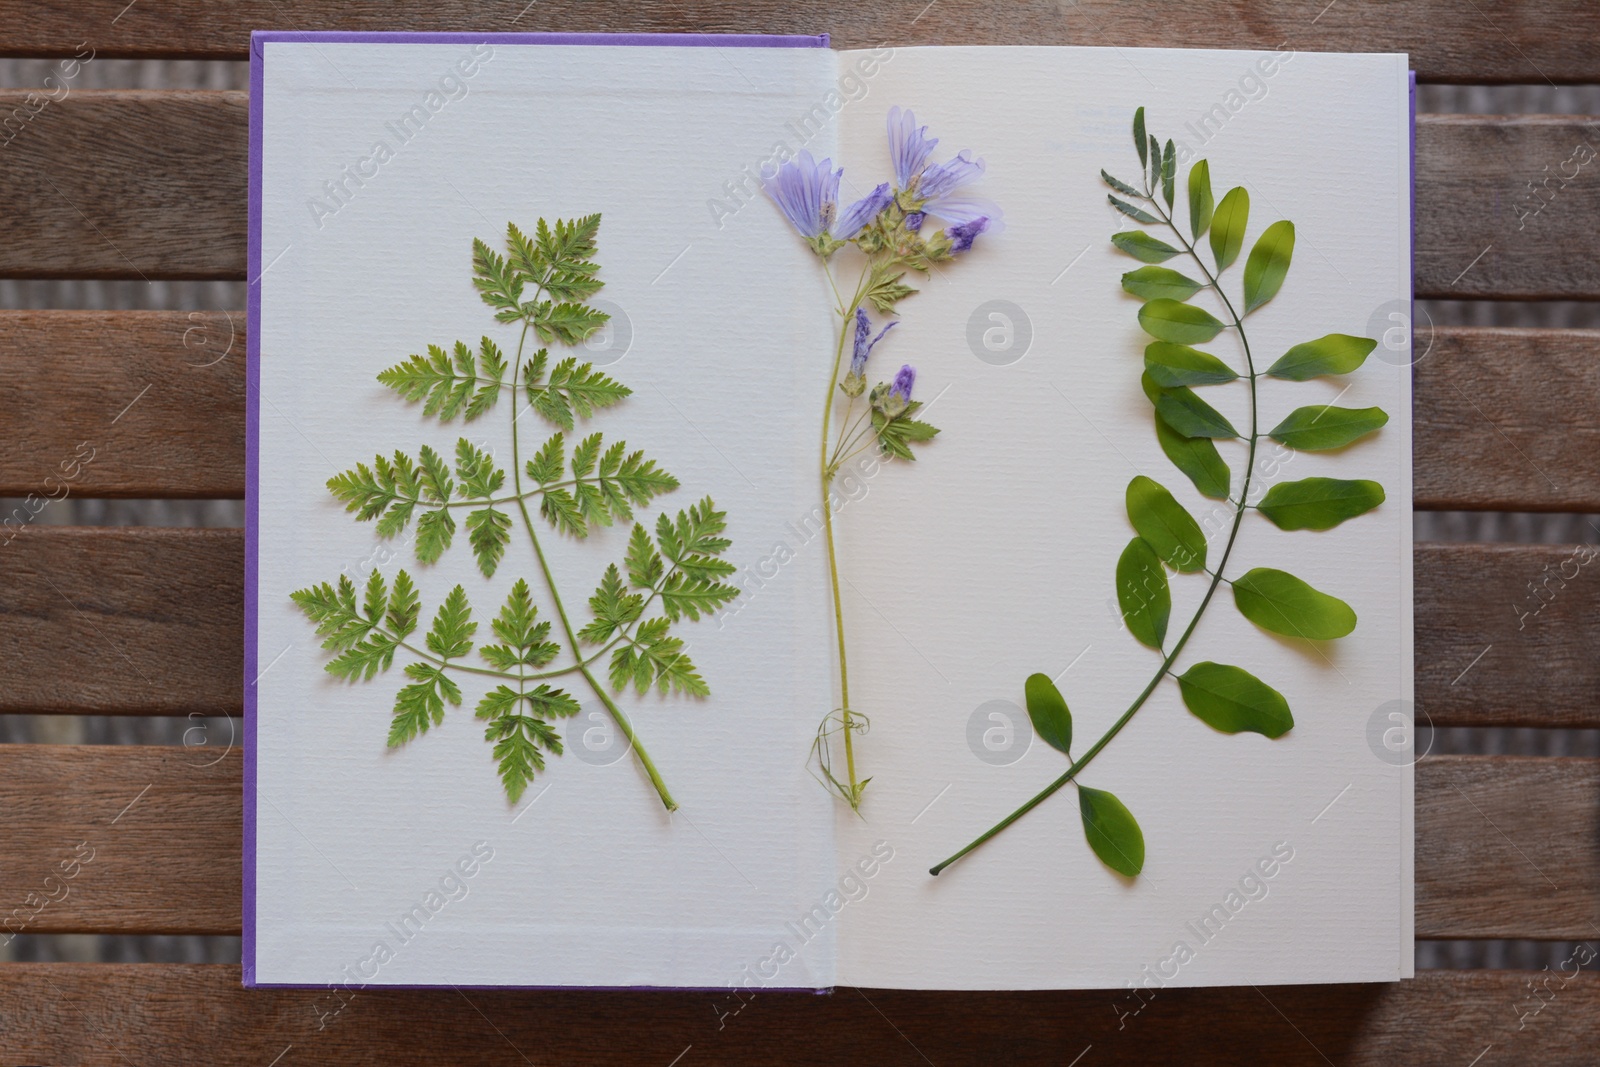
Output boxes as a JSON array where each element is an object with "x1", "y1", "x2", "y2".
[
  {"x1": 0, "y1": 746, "x2": 238, "y2": 936},
  {"x1": 1416, "y1": 115, "x2": 1600, "y2": 299},
  {"x1": 0, "y1": 528, "x2": 241, "y2": 716},
  {"x1": 1417, "y1": 755, "x2": 1600, "y2": 940},
  {"x1": 1412, "y1": 542, "x2": 1600, "y2": 728},
  {"x1": 1412, "y1": 327, "x2": 1600, "y2": 511},
  {"x1": 0, "y1": 94, "x2": 1596, "y2": 299},
  {"x1": 0, "y1": 746, "x2": 1591, "y2": 940},
  {"x1": 0, "y1": 311, "x2": 243, "y2": 498},
  {"x1": 4, "y1": 317, "x2": 1596, "y2": 509},
  {"x1": 0, "y1": 964, "x2": 1594, "y2": 1064},
  {"x1": 0, "y1": 90, "x2": 247, "y2": 279},
  {"x1": 4, "y1": 529, "x2": 1594, "y2": 726},
  {"x1": 1, "y1": 0, "x2": 1598, "y2": 82}
]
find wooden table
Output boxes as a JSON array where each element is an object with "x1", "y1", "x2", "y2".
[{"x1": 1, "y1": 3, "x2": 1597, "y2": 1062}]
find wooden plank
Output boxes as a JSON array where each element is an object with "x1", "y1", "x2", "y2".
[
  {"x1": 0, "y1": 90, "x2": 247, "y2": 280},
  {"x1": 0, "y1": 746, "x2": 238, "y2": 936},
  {"x1": 4, "y1": 529, "x2": 1594, "y2": 726},
  {"x1": 0, "y1": 92, "x2": 1596, "y2": 298},
  {"x1": 0, "y1": 963, "x2": 1594, "y2": 1065},
  {"x1": 1416, "y1": 756, "x2": 1600, "y2": 939},
  {"x1": 2, "y1": 0, "x2": 1599, "y2": 82},
  {"x1": 0, "y1": 311, "x2": 244, "y2": 499},
  {"x1": 1413, "y1": 542, "x2": 1600, "y2": 728},
  {"x1": 1413, "y1": 327, "x2": 1600, "y2": 512},
  {"x1": 0, "y1": 746, "x2": 1592, "y2": 940},
  {"x1": 4, "y1": 316, "x2": 1596, "y2": 510},
  {"x1": 1416, "y1": 115, "x2": 1600, "y2": 299},
  {"x1": 0, "y1": 528, "x2": 241, "y2": 716}
]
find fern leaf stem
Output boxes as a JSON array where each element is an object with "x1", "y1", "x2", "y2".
[
  {"x1": 929, "y1": 200, "x2": 1260, "y2": 876},
  {"x1": 508, "y1": 321, "x2": 677, "y2": 811}
]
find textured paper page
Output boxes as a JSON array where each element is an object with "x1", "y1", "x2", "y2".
[
  {"x1": 828, "y1": 46, "x2": 1414, "y2": 990},
  {"x1": 253, "y1": 39, "x2": 841, "y2": 988}
]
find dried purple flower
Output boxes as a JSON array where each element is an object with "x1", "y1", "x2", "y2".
[
  {"x1": 762, "y1": 150, "x2": 842, "y2": 240},
  {"x1": 890, "y1": 364, "x2": 917, "y2": 403},
  {"x1": 836, "y1": 182, "x2": 893, "y2": 240},
  {"x1": 946, "y1": 216, "x2": 991, "y2": 254}
]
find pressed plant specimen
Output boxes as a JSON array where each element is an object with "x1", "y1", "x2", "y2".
[
  {"x1": 292, "y1": 216, "x2": 738, "y2": 809},
  {"x1": 765, "y1": 107, "x2": 1002, "y2": 811},
  {"x1": 931, "y1": 108, "x2": 1387, "y2": 876}
]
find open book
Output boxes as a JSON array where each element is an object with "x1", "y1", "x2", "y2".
[{"x1": 246, "y1": 32, "x2": 1414, "y2": 992}]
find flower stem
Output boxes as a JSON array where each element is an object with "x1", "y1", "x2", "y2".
[
  {"x1": 818, "y1": 259, "x2": 868, "y2": 809},
  {"x1": 929, "y1": 199, "x2": 1259, "y2": 875},
  {"x1": 508, "y1": 320, "x2": 677, "y2": 811}
]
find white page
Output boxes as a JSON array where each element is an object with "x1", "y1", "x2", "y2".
[
  {"x1": 254, "y1": 40, "x2": 844, "y2": 988},
  {"x1": 827, "y1": 46, "x2": 1414, "y2": 989}
]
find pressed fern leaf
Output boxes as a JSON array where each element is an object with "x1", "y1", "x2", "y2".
[
  {"x1": 377, "y1": 337, "x2": 506, "y2": 421},
  {"x1": 526, "y1": 355, "x2": 631, "y2": 431},
  {"x1": 478, "y1": 579, "x2": 560, "y2": 669},
  {"x1": 476, "y1": 680, "x2": 582, "y2": 801},
  {"x1": 610, "y1": 618, "x2": 709, "y2": 696},
  {"x1": 472, "y1": 238, "x2": 525, "y2": 323},
  {"x1": 424, "y1": 585, "x2": 476, "y2": 659},
  {"x1": 390, "y1": 662, "x2": 461, "y2": 745},
  {"x1": 578, "y1": 563, "x2": 645, "y2": 645},
  {"x1": 653, "y1": 498, "x2": 738, "y2": 621}
]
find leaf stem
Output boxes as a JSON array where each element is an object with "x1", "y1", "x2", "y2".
[
  {"x1": 929, "y1": 197, "x2": 1261, "y2": 876},
  {"x1": 508, "y1": 320, "x2": 677, "y2": 811}
]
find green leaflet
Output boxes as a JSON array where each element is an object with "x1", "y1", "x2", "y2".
[
  {"x1": 479, "y1": 580, "x2": 560, "y2": 670},
  {"x1": 1161, "y1": 139, "x2": 1176, "y2": 209},
  {"x1": 1112, "y1": 231, "x2": 1181, "y2": 263},
  {"x1": 1122, "y1": 266, "x2": 1204, "y2": 302},
  {"x1": 597, "y1": 499, "x2": 736, "y2": 694},
  {"x1": 1138, "y1": 299, "x2": 1226, "y2": 345},
  {"x1": 870, "y1": 399, "x2": 940, "y2": 460},
  {"x1": 864, "y1": 262, "x2": 917, "y2": 312},
  {"x1": 526, "y1": 354, "x2": 631, "y2": 432},
  {"x1": 1188, "y1": 159, "x2": 1214, "y2": 240},
  {"x1": 1257, "y1": 477, "x2": 1386, "y2": 531},
  {"x1": 1134, "y1": 107, "x2": 1148, "y2": 171},
  {"x1": 1242, "y1": 220, "x2": 1295, "y2": 313},
  {"x1": 425, "y1": 585, "x2": 476, "y2": 659},
  {"x1": 1265, "y1": 333, "x2": 1378, "y2": 380},
  {"x1": 466, "y1": 508, "x2": 512, "y2": 577},
  {"x1": 1269, "y1": 405, "x2": 1389, "y2": 451},
  {"x1": 387, "y1": 571, "x2": 420, "y2": 638},
  {"x1": 1144, "y1": 342, "x2": 1239, "y2": 387},
  {"x1": 1177, "y1": 662, "x2": 1294, "y2": 738},
  {"x1": 1126, "y1": 475, "x2": 1207, "y2": 573},
  {"x1": 1155, "y1": 414, "x2": 1231, "y2": 499},
  {"x1": 578, "y1": 563, "x2": 645, "y2": 645},
  {"x1": 1116, "y1": 537, "x2": 1170, "y2": 649},
  {"x1": 1232, "y1": 567, "x2": 1357, "y2": 640},
  {"x1": 1155, "y1": 386, "x2": 1239, "y2": 439},
  {"x1": 477, "y1": 682, "x2": 582, "y2": 802},
  {"x1": 1102, "y1": 169, "x2": 1143, "y2": 199},
  {"x1": 414, "y1": 508, "x2": 456, "y2": 564},
  {"x1": 1078, "y1": 785, "x2": 1145, "y2": 877},
  {"x1": 1024, "y1": 673, "x2": 1072, "y2": 756},
  {"x1": 1209, "y1": 186, "x2": 1250, "y2": 271},
  {"x1": 533, "y1": 431, "x2": 680, "y2": 538},
  {"x1": 389, "y1": 662, "x2": 461, "y2": 746},
  {"x1": 377, "y1": 336, "x2": 506, "y2": 421},
  {"x1": 1109, "y1": 194, "x2": 1159, "y2": 224},
  {"x1": 509, "y1": 216, "x2": 604, "y2": 301}
]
